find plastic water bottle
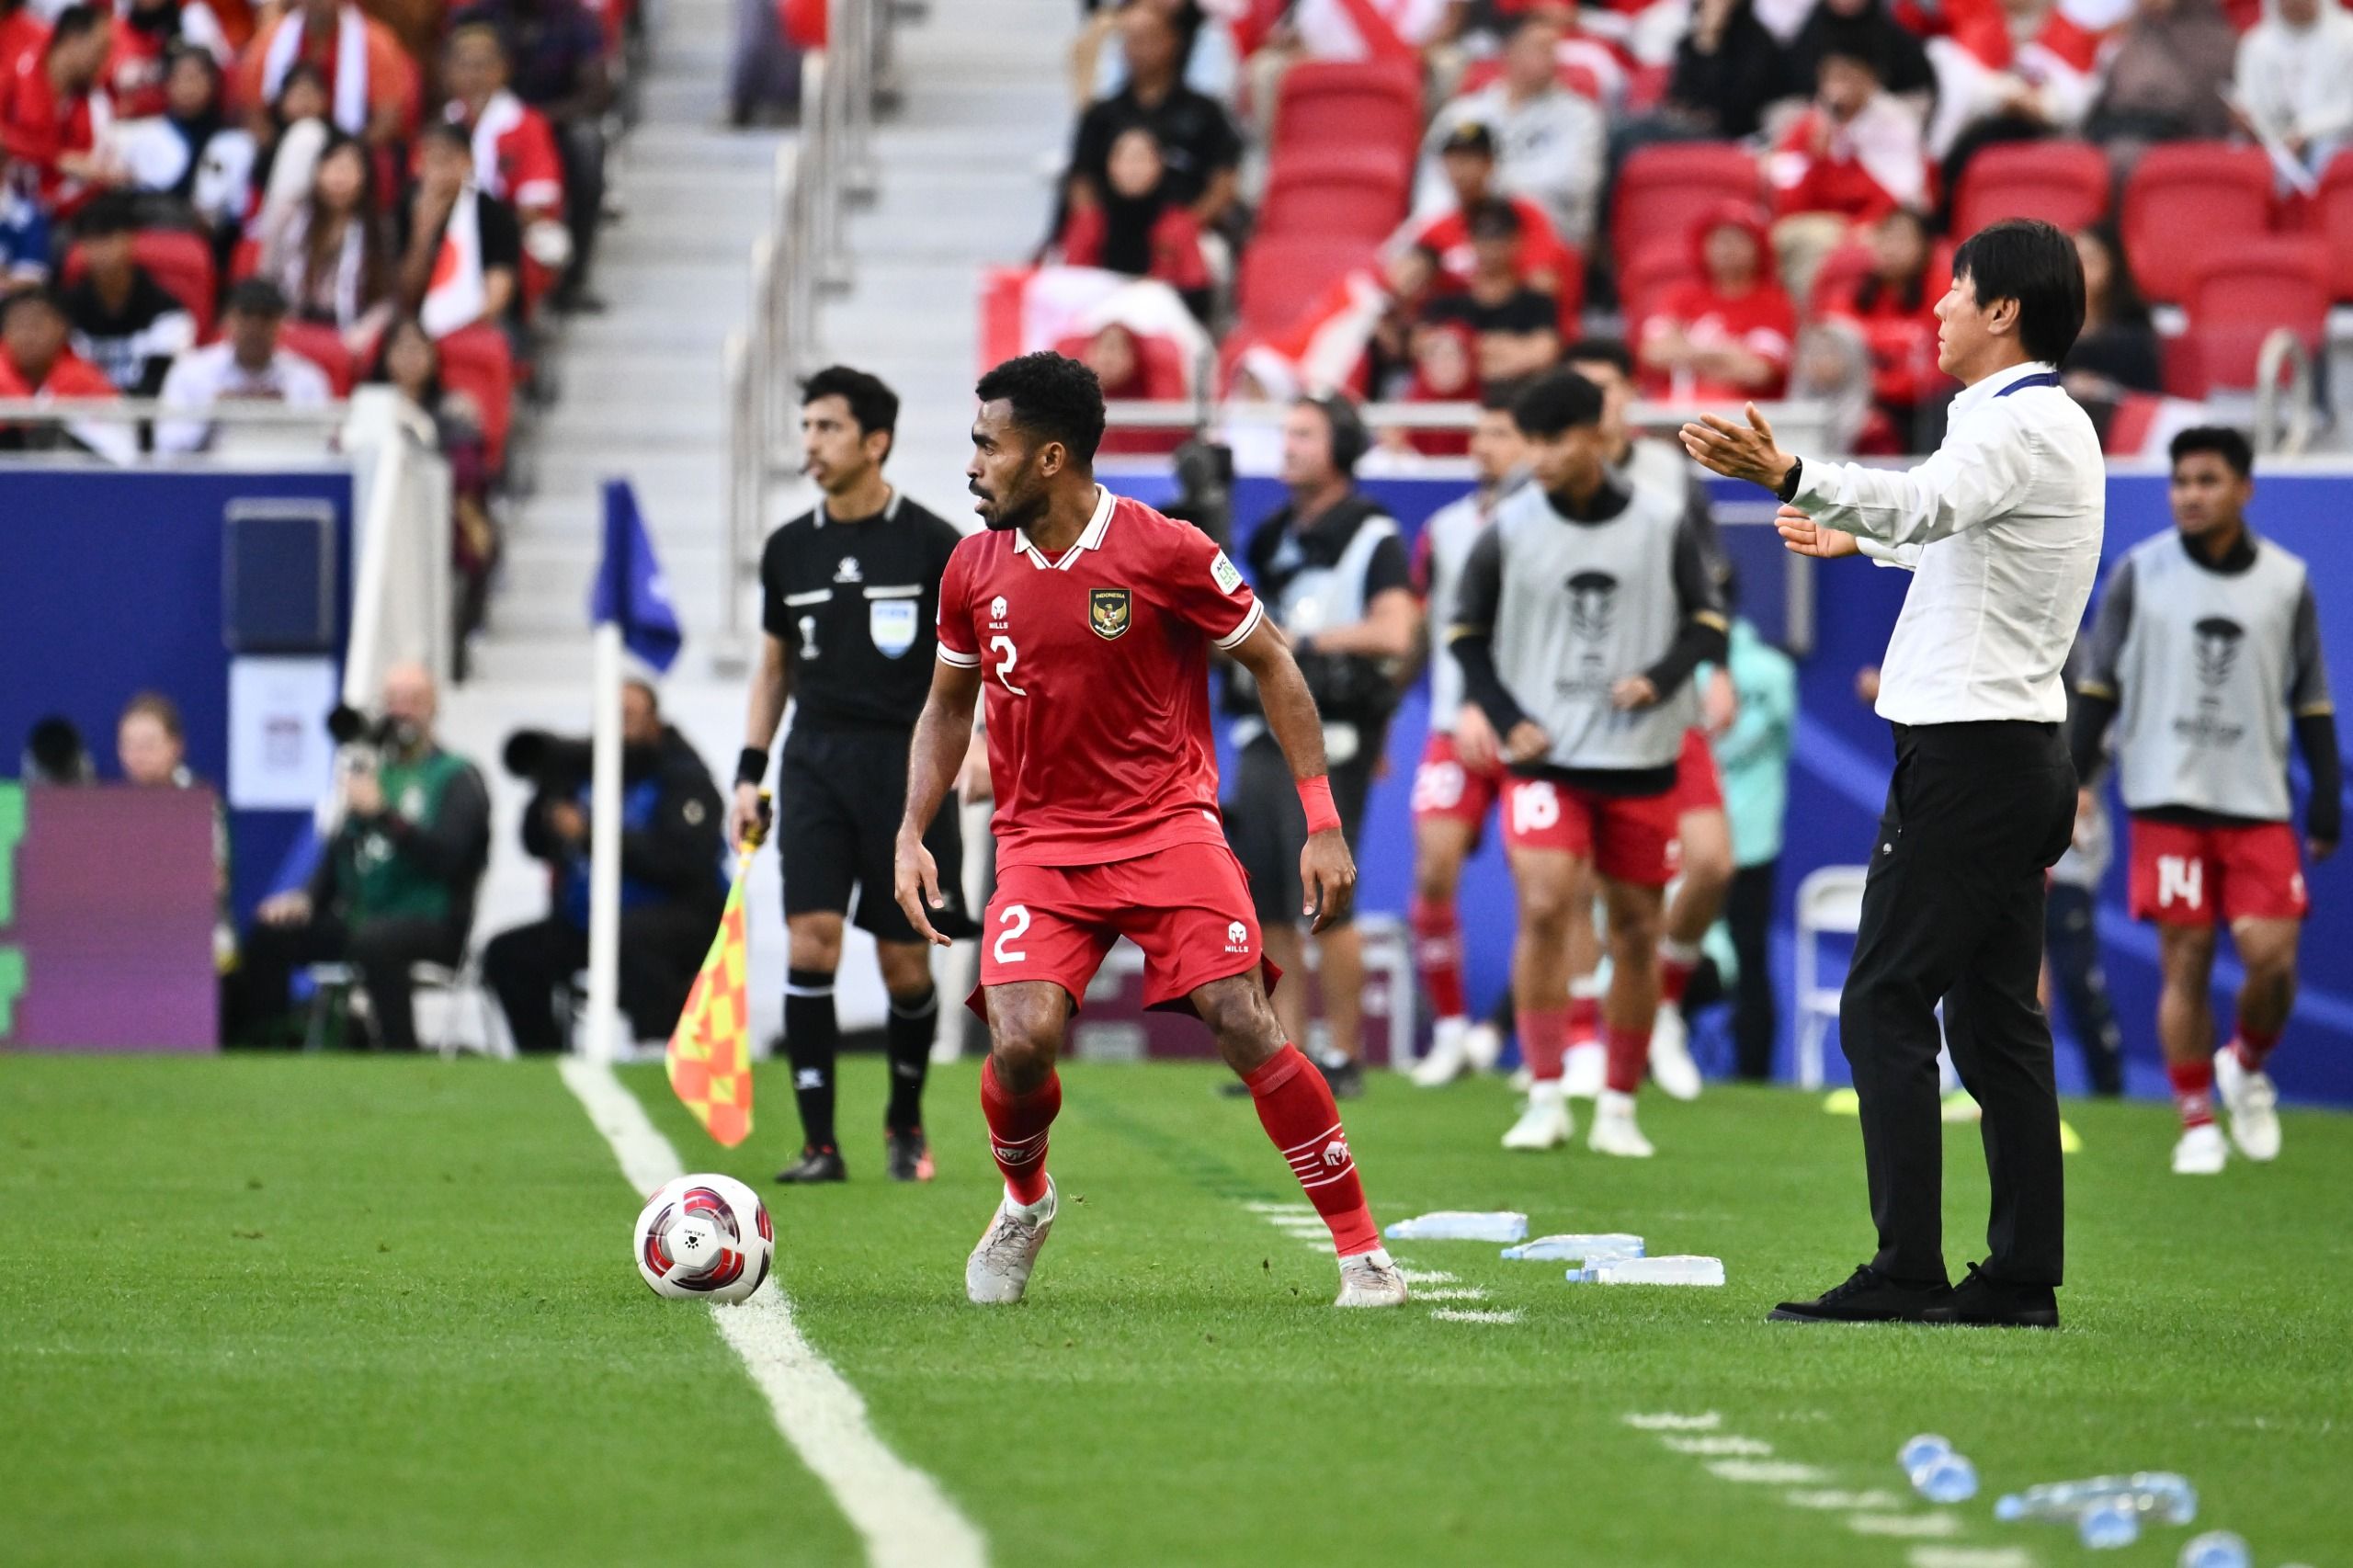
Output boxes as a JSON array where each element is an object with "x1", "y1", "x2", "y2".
[
  {"x1": 1913, "y1": 1453, "x2": 1978, "y2": 1505},
  {"x1": 1898, "y1": 1435, "x2": 1953, "y2": 1475},
  {"x1": 1587, "y1": 1255, "x2": 1724, "y2": 1286},
  {"x1": 1995, "y1": 1473, "x2": 2198, "y2": 1527},
  {"x1": 2178, "y1": 1531, "x2": 2249, "y2": 1568},
  {"x1": 1383, "y1": 1211, "x2": 1529, "y2": 1243},
  {"x1": 1502, "y1": 1233, "x2": 1643, "y2": 1262},
  {"x1": 2079, "y1": 1499, "x2": 2140, "y2": 1550}
]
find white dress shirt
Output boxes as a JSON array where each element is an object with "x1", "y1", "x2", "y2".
[
  {"x1": 153, "y1": 341, "x2": 335, "y2": 455},
  {"x1": 1792, "y1": 358, "x2": 2105, "y2": 726}
]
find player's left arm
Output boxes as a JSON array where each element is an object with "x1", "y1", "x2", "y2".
[
  {"x1": 1229, "y1": 616, "x2": 1358, "y2": 934},
  {"x1": 2288, "y1": 581, "x2": 2340, "y2": 858},
  {"x1": 1614, "y1": 516, "x2": 1731, "y2": 710}
]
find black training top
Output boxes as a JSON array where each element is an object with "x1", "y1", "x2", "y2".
[{"x1": 758, "y1": 491, "x2": 964, "y2": 733}]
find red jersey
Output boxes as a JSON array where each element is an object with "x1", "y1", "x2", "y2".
[
  {"x1": 937, "y1": 488, "x2": 1263, "y2": 870},
  {"x1": 0, "y1": 52, "x2": 106, "y2": 216},
  {"x1": 1642, "y1": 277, "x2": 1796, "y2": 400}
]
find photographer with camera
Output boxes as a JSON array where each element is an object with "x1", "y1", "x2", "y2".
[
  {"x1": 234, "y1": 663, "x2": 491, "y2": 1051},
  {"x1": 1221, "y1": 393, "x2": 1419, "y2": 1098},
  {"x1": 482, "y1": 680, "x2": 726, "y2": 1054}
]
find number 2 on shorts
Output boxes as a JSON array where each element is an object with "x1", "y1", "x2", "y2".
[{"x1": 995, "y1": 903, "x2": 1030, "y2": 962}]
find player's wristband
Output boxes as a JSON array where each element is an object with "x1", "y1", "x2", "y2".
[
  {"x1": 736, "y1": 747, "x2": 768, "y2": 788},
  {"x1": 1298, "y1": 775, "x2": 1342, "y2": 835}
]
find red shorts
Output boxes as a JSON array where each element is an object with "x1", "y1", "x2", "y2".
[
  {"x1": 2128, "y1": 816, "x2": 2309, "y2": 926},
  {"x1": 1499, "y1": 774, "x2": 1682, "y2": 886},
  {"x1": 971, "y1": 840, "x2": 1279, "y2": 1016},
  {"x1": 1669, "y1": 726, "x2": 1723, "y2": 816},
  {"x1": 1410, "y1": 731, "x2": 1506, "y2": 836}
]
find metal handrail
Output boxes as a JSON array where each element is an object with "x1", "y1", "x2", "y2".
[
  {"x1": 1097, "y1": 397, "x2": 1843, "y2": 459},
  {"x1": 0, "y1": 398, "x2": 351, "y2": 424}
]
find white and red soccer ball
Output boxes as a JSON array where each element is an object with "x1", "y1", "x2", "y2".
[{"x1": 633, "y1": 1174, "x2": 773, "y2": 1303}]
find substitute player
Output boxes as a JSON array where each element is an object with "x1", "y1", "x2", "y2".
[
  {"x1": 894, "y1": 352, "x2": 1408, "y2": 1310},
  {"x1": 1406, "y1": 386, "x2": 1524, "y2": 1087},
  {"x1": 1449, "y1": 370, "x2": 1728, "y2": 1156},
  {"x1": 735, "y1": 366, "x2": 972, "y2": 1186},
  {"x1": 2072, "y1": 426, "x2": 2340, "y2": 1175}
]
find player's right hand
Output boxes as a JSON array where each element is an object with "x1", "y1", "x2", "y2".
[
  {"x1": 727, "y1": 782, "x2": 765, "y2": 848},
  {"x1": 894, "y1": 834, "x2": 951, "y2": 948},
  {"x1": 1774, "y1": 504, "x2": 1859, "y2": 560},
  {"x1": 1454, "y1": 702, "x2": 1500, "y2": 773},
  {"x1": 1503, "y1": 721, "x2": 1550, "y2": 765},
  {"x1": 1301, "y1": 829, "x2": 1357, "y2": 935}
]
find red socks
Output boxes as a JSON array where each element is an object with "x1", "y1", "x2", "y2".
[
  {"x1": 2168, "y1": 1059, "x2": 2215, "y2": 1130},
  {"x1": 2232, "y1": 1025, "x2": 2280, "y2": 1074},
  {"x1": 1246, "y1": 1045, "x2": 1380, "y2": 1257},
  {"x1": 1658, "y1": 938, "x2": 1701, "y2": 1008},
  {"x1": 1521, "y1": 1004, "x2": 1568, "y2": 1083},
  {"x1": 1604, "y1": 1023, "x2": 1648, "y2": 1096},
  {"x1": 980, "y1": 1057, "x2": 1061, "y2": 1207},
  {"x1": 1568, "y1": 991, "x2": 1602, "y2": 1047},
  {"x1": 1409, "y1": 895, "x2": 1469, "y2": 1022}
]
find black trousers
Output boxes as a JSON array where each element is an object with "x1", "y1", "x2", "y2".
[
  {"x1": 237, "y1": 913, "x2": 467, "y2": 1051},
  {"x1": 483, "y1": 904, "x2": 718, "y2": 1054},
  {"x1": 2044, "y1": 882, "x2": 2126, "y2": 1096},
  {"x1": 1729, "y1": 859, "x2": 1779, "y2": 1081},
  {"x1": 1842, "y1": 721, "x2": 2076, "y2": 1288}
]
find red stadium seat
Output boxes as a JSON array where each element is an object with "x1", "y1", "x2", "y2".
[
  {"x1": 1615, "y1": 239, "x2": 1694, "y2": 328},
  {"x1": 1609, "y1": 142, "x2": 1758, "y2": 272},
  {"x1": 1268, "y1": 62, "x2": 1422, "y2": 179},
  {"x1": 2311, "y1": 152, "x2": 2353, "y2": 301},
  {"x1": 1258, "y1": 147, "x2": 1412, "y2": 243},
  {"x1": 435, "y1": 323, "x2": 516, "y2": 473},
  {"x1": 2120, "y1": 143, "x2": 2274, "y2": 304},
  {"x1": 62, "y1": 228, "x2": 219, "y2": 337},
  {"x1": 275, "y1": 321, "x2": 356, "y2": 396},
  {"x1": 2177, "y1": 238, "x2": 2331, "y2": 392},
  {"x1": 1951, "y1": 140, "x2": 2110, "y2": 239},
  {"x1": 1234, "y1": 234, "x2": 1381, "y2": 339}
]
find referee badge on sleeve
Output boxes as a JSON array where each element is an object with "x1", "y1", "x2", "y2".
[
  {"x1": 1088, "y1": 586, "x2": 1132, "y2": 640},
  {"x1": 869, "y1": 599, "x2": 918, "y2": 657}
]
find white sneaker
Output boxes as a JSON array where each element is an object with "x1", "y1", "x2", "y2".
[
  {"x1": 1502, "y1": 1081, "x2": 1573, "y2": 1150},
  {"x1": 965, "y1": 1179, "x2": 1056, "y2": 1304},
  {"x1": 1335, "y1": 1246, "x2": 1410, "y2": 1308},
  {"x1": 2214, "y1": 1047, "x2": 2282, "y2": 1161},
  {"x1": 1649, "y1": 1006, "x2": 1702, "y2": 1101},
  {"x1": 1507, "y1": 1063, "x2": 1532, "y2": 1092},
  {"x1": 1589, "y1": 1089, "x2": 1655, "y2": 1158},
  {"x1": 1410, "y1": 1018, "x2": 1472, "y2": 1087},
  {"x1": 1563, "y1": 1040, "x2": 1606, "y2": 1100},
  {"x1": 1463, "y1": 1021, "x2": 1504, "y2": 1073},
  {"x1": 2171, "y1": 1122, "x2": 2228, "y2": 1176}
]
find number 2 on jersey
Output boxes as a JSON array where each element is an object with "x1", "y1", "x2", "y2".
[{"x1": 990, "y1": 634, "x2": 1028, "y2": 695}]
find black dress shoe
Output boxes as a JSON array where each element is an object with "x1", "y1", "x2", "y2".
[
  {"x1": 1768, "y1": 1264, "x2": 1950, "y2": 1324},
  {"x1": 1920, "y1": 1262, "x2": 2059, "y2": 1328},
  {"x1": 775, "y1": 1145, "x2": 847, "y2": 1184}
]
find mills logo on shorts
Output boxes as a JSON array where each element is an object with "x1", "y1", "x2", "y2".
[
  {"x1": 1088, "y1": 586, "x2": 1132, "y2": 640},
  {"x1": 1224, "y1": 920, "x2": 1250, "y2": 955}
]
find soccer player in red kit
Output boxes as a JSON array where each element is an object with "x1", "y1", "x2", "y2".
[{"x1": 893, "y1": 352, "x2": 1408, "y2": 1310}]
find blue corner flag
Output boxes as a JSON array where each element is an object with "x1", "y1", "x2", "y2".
[{"x1": 590, "y1": 478, "x2": 682, "y2": 672}]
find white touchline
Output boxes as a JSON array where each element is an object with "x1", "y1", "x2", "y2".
[
  {"x1": 1706, "y1": 1460, "x2": 1829, "y2": 1484},
  {"x1": 560, "y1": 1059, "x2": 988, "y2": 1568},
  {"x1": 1906, "y1": 1549, "x2": 2034, "y2": 1568},
  {"x1": 1847, "y1": 1514, "x2": 1961, "y2": 1539},
  {"x1": 1661, "y1": 1436, "x2": 1773, "y2": 1457},
  {"x1": 1621, "y1": 1412, "x2": 1722, "y2": 1431},
  {"x1": 1429, "y1": 1308, "x2": 1522, "y2": 1324}
]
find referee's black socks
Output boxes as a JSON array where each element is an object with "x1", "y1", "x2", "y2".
[
  {"x1": 885, "y1": 985, "x2": 938, "y2": 1135},
  {"x1": 785, "y1": 968, "x2": 839, "y2": 1152}
]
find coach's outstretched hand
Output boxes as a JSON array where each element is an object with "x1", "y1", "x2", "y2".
[
  {"x1": 1678, "y1": 402, "x2": 1796, "y2": 492},
  {"x1": 1774, "y1": 504, "x2": 1859, "y2": 560},
  {"x1": 1301, "y1": 829, "x2": 1357, "y2": 935},
  {"x1": 893, "y1": 830, "x2": 952, "y2": 948}
]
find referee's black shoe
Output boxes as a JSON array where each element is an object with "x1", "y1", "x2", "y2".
[
  {"x1": 1768, "y1": 1264, "x2": 1949, "y2": 1324},
  {"x1": 884, "y1": 1128, "x2": 935, "y2": 1183},
  {"x1": 776, "y1": 1145, "x2": 847, "y2": 1185},
  {"x1": 1921, "y1": 1262, "x2": 2059, "y2": 1329}
]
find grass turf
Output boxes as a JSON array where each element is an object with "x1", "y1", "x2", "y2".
[{"x1": 3, "y1": 1053, "x2": 2349, "y2": 1566}]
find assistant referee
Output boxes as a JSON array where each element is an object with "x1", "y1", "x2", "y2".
[
  {"x1": 1683, "y1": 219, "x2": 2101, "y2": 1329},
  {"x1": 736, "y1": 366, "x2": 972, "y2": 1186}
]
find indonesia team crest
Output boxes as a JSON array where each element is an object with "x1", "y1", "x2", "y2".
[{"x1": 1088, "y1": 586, "x2": 1132, "y2": 640}]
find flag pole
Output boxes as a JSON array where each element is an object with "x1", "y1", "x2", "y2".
[{"x1": 585, "y1": 479, "x2": 626, "y2": 1064}]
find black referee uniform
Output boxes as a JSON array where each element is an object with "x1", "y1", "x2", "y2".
[{"x1": 756, "y1": 491, "x2": 973, "y2": 1163}]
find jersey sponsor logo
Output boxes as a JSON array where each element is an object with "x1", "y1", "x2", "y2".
[
  {"x1": 869, "y1": 599, "x2": 918, "y2": 658},
  {"x1": 2175, "y1": 615, "x2": 2249, "y2": 748},
  {"x1": 990, "y1": 595, "x2": 1008, "y2": 622},
  {"x1": 1224, "y1": 919, "x2": 1250, "y2": 954},
  {"x1": 834, "y1": 555, "x2": 862, "y2": 584},
  {"x1": 1210, "y1": 550, "x2": 1244, "y2": 596},
  {"x1": 1088, "y1": 586, "x2": 1132, "y2": 640},
  {"x1": 1321, "y1": 1137, "x2": 1351, "y2": 1169}
]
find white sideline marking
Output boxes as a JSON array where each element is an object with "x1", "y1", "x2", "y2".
[
  {"x1": 560, "y1": 1059, "x2": 987, "y2": 1568},
  {"x1": 1399, "y1": 1268, "x2": 1459, "y2": 1285},
  {"x1": 1707, "y1": 1460, "x2": 1829, "y2": 1484},
  {"x1": 1245, "y1": 1201, "x2": 1315, "y2": 1214},
  {"x1": 1429, "y1": 1308, "x2": 1522, "y2": 1324},
  {"x1": 1848, "y1": 1513, "x2": 1961, "y2": 1539},
  {"x1": 1907, "y1": 1549, "x2": 2034, "y2": 1568},
  {"x1": 1785, "y1": 1489, "x2": 1904, "y2": 1511},
  {"x1": 1413, "y1": 1288, "x2": 1490, "y2": 1301},
  {"x1": 1662, "y1": 1435, "x2": 1773, "y2": 1457},
  {"x1": 1622, "y1": 1412, "x2": 1722, "y2": 1431}
]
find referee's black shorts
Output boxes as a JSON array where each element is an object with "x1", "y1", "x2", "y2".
[
  {"x1": 1224, "y1": 730, "x2": 1377, "y2": 929},
  {"x1": 779, "y1": 726, "x2": 972, "y2": 944}
]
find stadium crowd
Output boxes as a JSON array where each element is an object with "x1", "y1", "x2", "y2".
[{"x1": 1035, "y1": 0, "x2": 2351, "y2": 456}]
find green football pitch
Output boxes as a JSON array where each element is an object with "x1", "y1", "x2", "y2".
[{"x1": 4, "y1": 1054, "x2": 2349, "y2": 1568}]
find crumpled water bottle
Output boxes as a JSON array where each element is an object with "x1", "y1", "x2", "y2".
[
  {"x1": 1502, "y1": 1233, "x2": 1643, "y2": 1262},
  {"x1": 2178, "y1": 1531, "x2": 2249, "y2": 1568},
  {"x1": 2079, "y1": 1499, "x2": 2139, "y2": 1550},
  {"x1": 1896, "y1": 1436, "x2": 1977, "y2": 1505},
  {"x1": 1383, "y1": 1210, "x2": 1528, "y2": 1243}
]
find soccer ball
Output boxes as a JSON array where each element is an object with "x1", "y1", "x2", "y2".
[{"x1": 633, "y1": 1174, "x2": 773, "y2": 1303}]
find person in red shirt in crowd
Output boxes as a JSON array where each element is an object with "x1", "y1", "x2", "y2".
[
  {"x1": 1386, "y1": 121, "x2": 1576, "y2": 313},
  {"x1": 1, "y1": 0, "x2": 47, "y2": 79},
  {"x1": 440, "y1": 22, "x2": 567, "y2": 307},
  {"x1": 1415, "y1": 199, "x2": 1562, "y2": 394},
  {"x1": 232, "y1": 0, "x2": 416, "y2": 145},
  {"x1": 1816, "y1": 206, "x2": 1949, "y2": 449},
  {"x1": 0, "y1": 284, "x2": 126, "y2": 457},
  {"x1": 1055, "y1": 126, "x2": 1211, "y2": 317},
  {"x1": 1, "y1": 6, "x2": 121, "y2": 222},
  {"x1": 1639, "y1": 203, "x2": 1796, "y2": 402},
  {"x1": 108, "y1": 0, "x2": 232, "y2": 119},
  {"x1": 1766, "y1": 42, "x2": 1930, "y2": 300}
]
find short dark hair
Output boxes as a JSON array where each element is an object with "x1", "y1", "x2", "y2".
[
  {"x1": 76, "y1": 192, "x2": 139, "y2": 240},
  {"x1": 1466, "y1": 199, "x2": 1522, "y2": 239},
  {"x1": 1477, "y1": 381, "x2": 1521, "y2": 414},
  {"x1": 801, "y1": 364, "x2": 899, "y2": 461},
  {"x1": 418, "y1": 119, "x2": 472, "y2": 157},
  {"x1": 47, "y1": 4, "x2": 107, "y2": 45},
  {"x1": 1511, "y1": 369, "x2": 1605, "y2": 439},
  {"x1": 1563, "y1": 335, "x2": 1634, "y2": 378},
  {"x1": 2168, "y1": 425, "x2": 2253, "y2": 479},
  {"x1": 974, "y1": 352, "x2": 1106, "y2": 465},
  {"x1": 224, "y1": 278, "x2": 289, "y2": 319},
  {"x1": 1949, "y1": 218, "x2": 2086, "y2": 366},
  {"x1": 0, "y1": 284, "x2": 67, "y2": 330}
]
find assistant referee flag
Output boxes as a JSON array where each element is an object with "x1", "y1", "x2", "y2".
[
  {"x1": 591, "y1": 478, "x2": 682, "y2": 672},
  {"x1": 666, "y1": 846, "x2": 755, "y2": 1146}
]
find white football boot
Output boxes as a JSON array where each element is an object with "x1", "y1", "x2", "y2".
[
  {"x1": 2171, "y1": 1122, "x2": 2228, "y2": 1176},
  {"x1": 2214, "y1": 1047, "x2": 2282, "y2": 1161},
  {"x1": 1463, "y1": 1019, "x2": 1504, "y2": 1073},
  {"x1": 1409, "y1": 1017, "x2": 1472, "y2": 1087},
  {"x1": 965, "y1": 1178, "x2": 1056, "y2": 1304},
  {"x1": 1502, "y1": 1080, "x2": 1573, "y2": 1150},
  {"x1": 1588, "y1": 1089, "x2": 1656, "y2": 1158},
  {"x1": 1563, "y1": 1040, "x2": 1607, "y2": 1100},
  {"x1": 1648, "y1": 1005, "x2": 1702, "y2": 1101},
  {"x1": 1335, "y1": 1247, "x2": 1411, "y2": 1308}
]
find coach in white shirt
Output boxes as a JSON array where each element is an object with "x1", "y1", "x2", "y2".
[
  {"x1": 1682, "y1": 219, "x2": 2102, "y2": 1330},
  {"x1": 154, "y1": 279, "x2": 335, "y2": 456}
]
